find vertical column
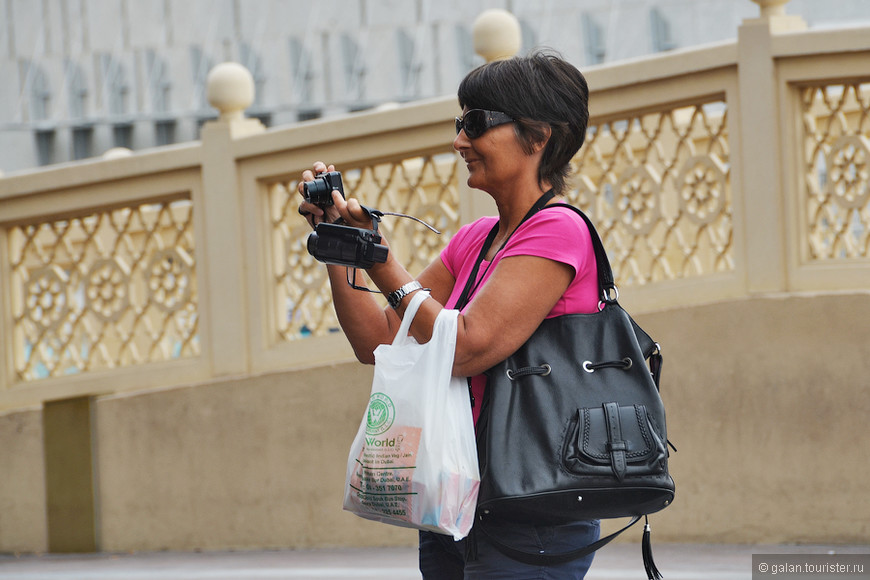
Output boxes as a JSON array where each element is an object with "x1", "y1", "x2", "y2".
[
  {"x1": 199, "y1": 62, "x2": 264, "y2": 376},
  {"x1": 736, "y1": 2, "x2": 805, "y2": 293},
  {"x1": 0, "y1": 222, "x2": 12, "y2": 393},
  {"x1": 43, "y1": 397, "x2": 97, "y2": 552}
]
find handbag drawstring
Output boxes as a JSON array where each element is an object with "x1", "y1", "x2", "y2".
[
  {"x1": 505, "y1": 364, "x2": 551, "y2": 379},
  {"x1": 504, "y1": 358, "x2": 635, "y2": 380},
  {"x1": 583, "y1": 358, "x2": 633, "y2": 372}
]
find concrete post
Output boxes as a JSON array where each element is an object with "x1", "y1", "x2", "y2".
[
  {"x1": 199, "y1": 63, "x2": 264, "y2": 376},
  {"x1": 737, "y1": 1, "x2": 805, "y2": 293},
  {"x1": 43, "y1": 397, "x2": 97, "y2": 552}
]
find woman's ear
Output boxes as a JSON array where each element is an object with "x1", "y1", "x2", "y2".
[{"x1": 532, "y1": 126, "x2": 551, "y2": 154}]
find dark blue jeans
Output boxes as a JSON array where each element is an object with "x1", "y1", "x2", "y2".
[{"x1": 419, "y1": 519, "x2": 600, "y2": 579}]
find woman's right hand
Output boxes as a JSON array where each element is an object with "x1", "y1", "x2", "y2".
[{"x1": 297, "y1": 161, "x2": 385, "y2": 234}]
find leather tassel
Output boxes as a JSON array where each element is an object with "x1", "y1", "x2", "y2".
[{"x1": 642, "y1": 516, "x2": 663, "y2": 580}]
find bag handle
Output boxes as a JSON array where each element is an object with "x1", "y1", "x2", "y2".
[
  {"x1": 392, "y1": 289, "x2": 431, "y2": 346},
  {"x1": 546, "y1": 203, "x2": 616, "y2": 303}
]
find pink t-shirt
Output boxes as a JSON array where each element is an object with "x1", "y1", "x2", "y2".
[{"x1": 440, "y1": 205, "x2": 600, "y2": 423}]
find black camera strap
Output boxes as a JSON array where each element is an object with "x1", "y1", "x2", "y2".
[
  {"x1": 342, "y1": 205, "x2": 440, "y2": 292},
  {"x1": 344, "y1": 205, "x2": 382, "y2": 292}
]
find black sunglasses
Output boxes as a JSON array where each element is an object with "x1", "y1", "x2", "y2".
[{"x1": 455, "y1": 109, "x2": 515, "y2": 139}]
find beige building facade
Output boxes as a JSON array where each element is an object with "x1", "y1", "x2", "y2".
[{"x1": 2, "y1": 0, "x2": 870, "y2": 172}]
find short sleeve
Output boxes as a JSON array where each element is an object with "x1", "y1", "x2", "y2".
[{"x1": 501, "y1": 206, "x2": 600, "y2": 315}]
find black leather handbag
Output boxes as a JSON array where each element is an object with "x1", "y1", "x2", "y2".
[{"x1": 456, "y1": 196, "x2": 674, "y2": 578}]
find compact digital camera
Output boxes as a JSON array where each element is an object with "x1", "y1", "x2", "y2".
[
  {"x1": 304, "y1": 171, "x2": 389, "y2": 269},
  {"x1": 303, "y1": 171, "x2": 344, "y2": 207}
]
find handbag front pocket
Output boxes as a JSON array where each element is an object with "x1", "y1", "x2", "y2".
[{"x1": 562, "y1": 402, "x2": 668, "y2": 481}]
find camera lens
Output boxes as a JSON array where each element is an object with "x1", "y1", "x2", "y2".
[
  {"x1": 306, "y1": 231, "x2": 319, "y2": 255},
  {"x1": 303, "y1": 178, "x2": 333, "y2": 206}
]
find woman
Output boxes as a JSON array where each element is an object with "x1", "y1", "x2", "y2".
[{"x1": 299, "y1": 51, "x2": 600, "y2": 579}]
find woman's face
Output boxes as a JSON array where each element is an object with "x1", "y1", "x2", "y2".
[{"x1": 453, "y1": 108, "x2": 532, "y2": 195}]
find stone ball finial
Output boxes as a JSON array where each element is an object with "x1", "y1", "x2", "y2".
[
  {"x1": 751, "y1": 0, "x2": 791, "y2": 17},
  {"x1": 472, "y1": 9, "x2": 521, "y2": 63},
  {"x1": 206, "y1": 62, "x2": 255, "y2": 122},
  {"x1": 102, "y1": 147, "x2": 133, "y2": 159}
]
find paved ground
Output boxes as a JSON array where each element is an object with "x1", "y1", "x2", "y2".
[{"x1": 0, "y1": 544, "x2": 867, "y2": 580}]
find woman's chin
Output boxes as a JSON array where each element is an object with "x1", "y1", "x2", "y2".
[{"x1": 465, "y1": 171, "x2": 484, "y2": 190}]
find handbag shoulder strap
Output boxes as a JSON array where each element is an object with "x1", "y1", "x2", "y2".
[
  {"x1": 546, "y1": 203, "x2": 616, "y2": 302},
  {"x1": 455, "y1": 200, "x2": 617, "y2": 310},
  {"x1": 478, "y1": 515, "x2": 642, "y2": 566}
]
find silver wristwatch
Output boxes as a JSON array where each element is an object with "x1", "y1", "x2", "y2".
[{"x1": 387, "y1": 280, "x2": 424, "y2": 309}]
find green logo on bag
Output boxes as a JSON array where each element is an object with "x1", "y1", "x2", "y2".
[{"x1": 366, "y1": 393, "x2": 395, "y2": 435}]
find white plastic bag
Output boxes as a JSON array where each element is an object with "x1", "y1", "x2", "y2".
[{"x1": 343, "y1": 291, "x2": 480, "y2": 540}]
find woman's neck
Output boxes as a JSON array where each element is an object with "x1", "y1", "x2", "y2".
[{"x1": 487, "y1": 181, "x2": 554, "y2": 258}]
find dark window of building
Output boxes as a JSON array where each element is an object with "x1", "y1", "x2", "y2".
[
  {"x1": 35, "y1": 129, "x2": 56, "y2": 166},
  {"x1": 297, "y1": 109, "x2": 322, "y2": 122},
  {"x1": 155, "y1": 120, "x2": 176, "y2": 146},
  {"x1": 113, "y1": 123, "x2": 133, "y2": 149},
  {"x1": 72, "y1": 125, "x2": 94, "y2": 160}
]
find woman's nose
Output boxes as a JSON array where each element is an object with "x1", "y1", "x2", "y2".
[{"x1": 453, "y1": 129, "x2": 469, "y2": 152}]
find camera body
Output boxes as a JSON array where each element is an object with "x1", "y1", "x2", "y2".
[
  {"x1": 303, "y1": 171, "x2": 344, "y2": 207},
  {"x1": 303, "y1": 170, "x2": 390, "y2": 269},
  {"x1": 307, "y1": 222, "x2": 389, "y2": 269}
]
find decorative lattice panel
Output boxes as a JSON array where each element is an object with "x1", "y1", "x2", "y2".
[
  {"x1": 8, "y1": 198, "x2": 199, "y2": 381},
  {"x1": 568, "y1": 100, "x2": 732, "y2": 286},
  {"x1": 270, "y1": 152, "x2": 460, "y2": 341},
  {"x1": 801, "y1": 81, "x2": 870, "y2": 261}
]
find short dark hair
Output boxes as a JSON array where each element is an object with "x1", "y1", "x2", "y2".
[{"x1": 457, "y1": 51, "x2": 589, "y2": 196}]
